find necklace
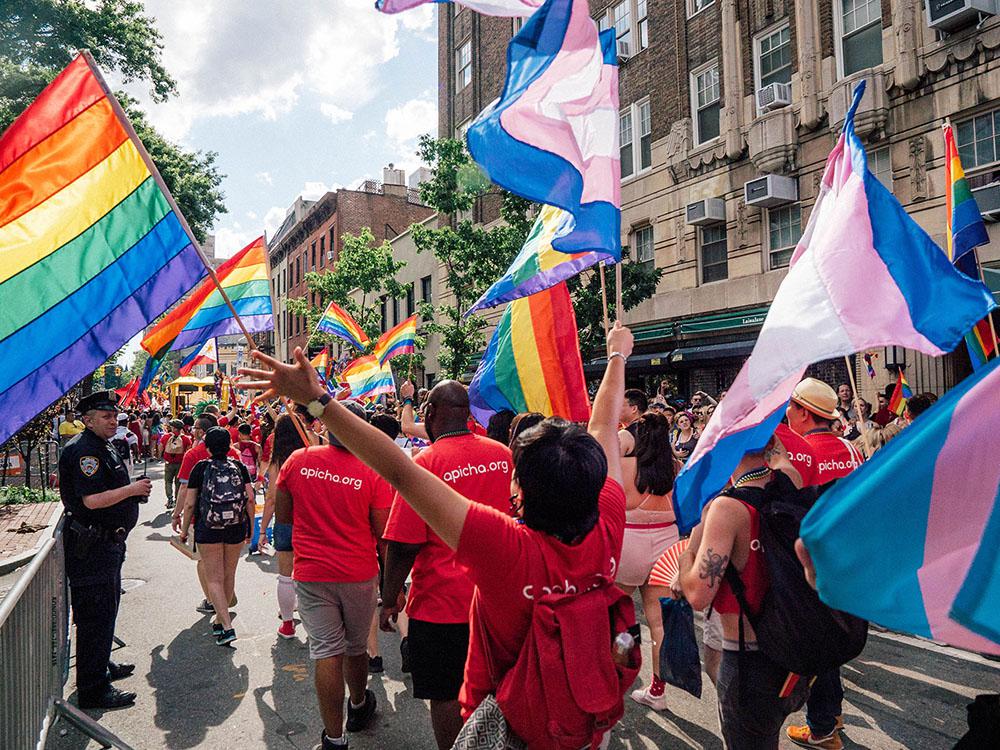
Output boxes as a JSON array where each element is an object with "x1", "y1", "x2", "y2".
[
  {"x1": 434, "y1": 428, "x2": 471, "y2": 441},
  {"x1": 731, "y1": 465, "x2": 771, "y2": 489}
]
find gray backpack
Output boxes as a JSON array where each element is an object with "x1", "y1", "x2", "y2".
[{"x1": 198, "y1": 459, "x2": 246, "y2": 529}]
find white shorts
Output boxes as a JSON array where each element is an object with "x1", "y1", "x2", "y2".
[{"x1": 615, "y1": 522, "x2": 680, "y2": 588}]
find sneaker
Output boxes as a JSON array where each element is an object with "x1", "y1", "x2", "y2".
[
  {"x1": 314, "y1": 731, "x2": 349, "y2": 750},
  {"x1": 368, "y1": 656, "x2": 384, "y2": 674},
  {"x1": 216, "y1": 628, "x2": 237, "y2": 647},
  {"x1": 211, "y1": 623, "x2": 224, "y2": 637},
  {"x1": 277, "y1": 620, "x2": 296, "y2": 639},
  {"x1": 196, "y1": 599, "x2": 215, "y2": 614},
  {"x1": 630, "y1": 686, "x2": 668, "y2": 712},
  {"x1": 399, "y1": 637, "x2": 411, "y2": 674},
  {"x1": 345, "y1": 689, "x2": 376, "y2": 732},
  {"x1": 786, "y1": 725, "x2": 844, "y2": 750}
]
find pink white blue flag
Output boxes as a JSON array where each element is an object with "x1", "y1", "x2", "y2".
[
  {"x1": 466, "y1": 0, "x2": 622, "y2": 259},
  {"x1": 376, "y1": 0, "x2": 542, "y2": 14},
  {"x1": 801, "y1": 357, "x2": 1000, "y2": 653},
  {"x1": 672, "y1": 81, "x2": 996, "y2": 534}
]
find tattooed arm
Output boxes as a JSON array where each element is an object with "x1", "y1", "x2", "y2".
[{"x1": 680, "y1": 496, "x2": 746, "y2": 611}]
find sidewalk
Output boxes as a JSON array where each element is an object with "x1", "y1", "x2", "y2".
[{"x1": 47, "y1": 463, "x2": 998, "y2": 749}]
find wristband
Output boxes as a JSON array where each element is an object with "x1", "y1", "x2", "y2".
[
  {"x1": 609, "y1": 351, "x2": 628, "y2": 364},
  {"x1": 402, "y1": 398, "x2": 413, "y2": 406}
]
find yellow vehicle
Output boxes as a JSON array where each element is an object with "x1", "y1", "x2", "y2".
[{"x1": 168, "y1": 376, "x2": 229, "y2": 415}]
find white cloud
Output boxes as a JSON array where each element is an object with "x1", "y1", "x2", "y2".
[
  {"x1": 385, "y1": 97, "x2": 438, "y2": 148},
  {"x1": 131, "y1": 0, "x2": 413, "y2": 141},
  {"x1": 255, "y1": 171, "x2": 273, "y2": 186},
  {"x1": 213, "y1": 225, "x2": 256, "y2": 259},
  {"x1": 246, "y1": 210, "x2": 258, "y2": 220},
  {"x1": 263, "y1": 206, "x2": 287, "y2": 238}
]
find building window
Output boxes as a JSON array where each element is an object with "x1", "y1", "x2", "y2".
[
  {"x1": 619, "y1": 110, "x2": 634, "y2": 178},
  {"x1": 311, "y1": 242, "x2": 316, "y2": 270},
  {"x1": 295, "y1": 257, "x2": 301, "y2": 286},
  {"x1": 838, "y1": 0, "x2": 882, "y2": 77},
  {"x1": 380, "y1": 297, "x2": 388, "y2": 333},
  {"x1": 870, "y1": 146, "x2": 892, "y2": 190},
  {"x1": 598, "y1": 0, "x2": 647, "y2": 54},
  {"x1": 633, "y1": 225, "x2": 654, "y2": 267},
  {"x1": 421, "y1": 274, "x2": 433, "y2": 301},
  {"x1": 329, "y1": 227, "x2": 336, "y2": 259},
  {"x1": 687, "y1": 0, "x2": 715, "y2": 18},
  {"x1": 319, "y1": 236, "x2": 325, "y2": 267},
  {"x1": 755, "y1": 25, "x2": 792, "y2": 90},
  {"x1": 636, "y1": 0, "x2": 648, "y2": 50},
  {"x1": 767, "y1": 205, "x2": 802, "y2": 269},
  {"x1": 956, "y1": 109, "x2": 1000, "y2": 170},
  {"x1": 406, "y1": 285, "x2": 415, "y2": 317},
  {"x1": 456, "y1": 40, "x2": 472, "y2": 92},
  {"x1": 513, "y1": 16, "x2": 523, "y2": 35},
  {"x1": 393, "y1": 297, "x2": 401, "y2": 326},
  {"x1": 700, "y1": 224, "x2": 728, "y2": 283},
  {"x1": 456, "y1": 118, "x2": 472, "y2": 142},
  {"x1": 692, "y1": 64, "x2": 721, "y2": 144},
  {"x1": 621, "y1": 100, "x2": 651, "y2": 179},
  {"x1": 611, "y1": 1, "x2": 632, "y2": 54}
]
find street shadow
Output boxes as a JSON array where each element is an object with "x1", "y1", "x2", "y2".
[
  {"x1": 147, "y1": 619, "x2": 249, "y2": 749},
  {"x1": 142, "y1": 511, "x2": 173, "y2": 530},
  {"x1": 253, "y1": 636, "x2": 314, "y2": 748}
]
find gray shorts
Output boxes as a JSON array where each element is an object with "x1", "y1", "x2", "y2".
[
  {"x1": 702, "y1": 608, "x2": 723, "y2": 651},
  {"x1": 295, "y1": 577, "x2": 378, "y2": 660}
]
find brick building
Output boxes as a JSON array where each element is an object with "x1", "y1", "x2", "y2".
[
  {"x1": 267, "y1": 169, "x2": 435, "y2": 362},
  {"x1": 437, "y1": 0, "x2": 1000, "y2": 402}
]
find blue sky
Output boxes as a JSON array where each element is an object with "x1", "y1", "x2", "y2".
[{"x1": 129, "y1": 0, "x2": 439, "y2": 258}]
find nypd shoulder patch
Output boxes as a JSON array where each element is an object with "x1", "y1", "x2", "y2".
[{"x1": 80, "y1": 456, "x2": 100, "y2": 477}]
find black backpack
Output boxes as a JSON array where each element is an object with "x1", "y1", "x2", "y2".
[
  {"x1": 723, "y1": 472, "x2": 868, "y2": 677},
  {"x1": 198, "y1": 459, "x2": 247, "y2": 530}
]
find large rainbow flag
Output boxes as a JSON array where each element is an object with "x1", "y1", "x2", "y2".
[
  {"x1": 801, "y1": 356, "x2": 1000, "y2": 653},
  {"x1": 140, "y1": 236, "x2": 273, "y2": 389},
  {"x1": 468, "y1": 205, "x2": 615, "y2": 316},
  {"x1": 342, "y1": 355, "x2": 395, "y2": 401},
  {"x1": 944, "y1": 123, "x2": 997, "y2": 369},
  {"x1": 316, "y1": 301, "x2": 370, "y2": 351},
  {"x1": 469, "y1": 281, "x2": 589, "y2": 425},
  {"x1": 466, "y1": 0, "x2": 621, "y2": 258},
  {"x1": 672, "y1": 82, "x2": 996, "y2": 534},
  {"x1": 0, "y1": 54, "x2": 206, "y2": 445},
  {"x1": 374, "y1": 315, "x2": 417, "y2": 365}
]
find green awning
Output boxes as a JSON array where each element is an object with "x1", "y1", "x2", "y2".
[
  {"x1": 670, "y1": 340, "x2": 755, "y2": 364},
  {"x1": 676, "y1": 306, "x2": 769, "y2": 335}
]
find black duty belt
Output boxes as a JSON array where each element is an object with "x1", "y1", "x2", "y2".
[{"x1": 69, "y1": 519, "x2": 127, "y2": 544}]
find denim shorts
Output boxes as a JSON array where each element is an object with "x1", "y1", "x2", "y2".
[{"x1": 272, "y1": 522, "x2": 293, "y2": 552}]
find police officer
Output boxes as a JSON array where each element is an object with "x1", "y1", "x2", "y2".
[{"x1": 59, "y1": 391, "x2": 152, "y2": 710}]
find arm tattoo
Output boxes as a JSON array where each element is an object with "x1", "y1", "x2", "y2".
[{"x1": 698, "y1": 548, "x2": 729, "y2": 589}]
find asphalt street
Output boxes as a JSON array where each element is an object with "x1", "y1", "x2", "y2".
[{"x1": 47, "y1": 462, "x2": 999, "y2": 750}]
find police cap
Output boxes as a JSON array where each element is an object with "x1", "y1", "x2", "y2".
[{"x1": 76, "y1": 390, "x2": 120, "y2": 414}]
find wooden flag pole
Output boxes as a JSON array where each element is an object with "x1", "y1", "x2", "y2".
[
  {"x1": 598, "y1": 263, "x2": 610, "y2": 342},
  {"x1": 843, "y1": 355, "x2": 872, "y2": 457}
]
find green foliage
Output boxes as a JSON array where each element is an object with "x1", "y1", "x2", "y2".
[
  {"x1": 0, "y1": 0, "x2": 176, "y2": 130},
  {"x1": 0, "y1": 485, "x2": 51, "y2": 505}
]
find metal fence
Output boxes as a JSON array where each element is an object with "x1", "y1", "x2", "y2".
[
  {"x1": 1, "y1": 439, "x2": 60, "y2": 492},
  {"x1": 0, "y1": 518, "x2": 68, "y2": 750}
]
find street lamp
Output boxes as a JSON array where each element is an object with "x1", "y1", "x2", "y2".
[{"x1": 884, "y1": 345, "x2": 906, "y2": 373}]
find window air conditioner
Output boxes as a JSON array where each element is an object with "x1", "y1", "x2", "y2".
[
  {"x1": 685, "y1": 198, "x2": 726, "y2": 226},
  {"x1": 971, "y1": 182, "x2": 1000, "y2": 222},
  {"x1": 926, "y1": 0, "x2": 996, "y2": 32},
  {"x1": 744, "y1": 174, "x2": 799, "y2": 208},
  {"x1": 616, "y1": 39, "x2": 631, "y2": 61},
  {"x1": 756, "y1": 82, "x2": 792, "y2": 111}
]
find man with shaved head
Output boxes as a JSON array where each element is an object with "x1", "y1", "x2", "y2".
[{"x1": 380, "y1": 380, "x2": 513, "y2": 750}]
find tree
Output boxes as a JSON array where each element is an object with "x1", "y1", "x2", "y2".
[{"x1": 1, "y1": 0, "x2": 226, "y2": 242}]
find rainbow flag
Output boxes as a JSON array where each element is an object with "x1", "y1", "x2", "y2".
[
  {"x1": 863, "y1": 351, "x2": 878, "y2": 379},
  {"x1": 374, "y1": 315, "x2": 417, "y2": 365},
  {"x1": 468, "y1": 205, "x2": 615, "y2": 316},
  {"x1": 316, "y1": 301, "x2": 370, "y2": 351},
  {"x1": 310, "y1": 347, "x2": 330, "y2": 377},
  {"x1": 140, "y1": 236, "x2": 273, "y2": 389},
  {"x1": 801, "y1": 357, "x2": 1000, "y2": 653},
  {"x1": 469, "y1": 281, "x2": 590, "y2": 425},
  {"x1": 178, "y1": 338, "x2": 218, "y2": 376},
  {"x1": 944, "y1": 123, "x2": 997, "y2": 369},
  {"x1": 0, "y1": 54, "x2": 206, "y2": 445},
  {"x1": 342, "y1": 355, "x2": 395, "y2": 401},
  {"x1": 888, "y1": 369, "x2": 913, "y2": 417}
]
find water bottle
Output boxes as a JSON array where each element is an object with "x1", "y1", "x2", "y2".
[{"x1": 612, "y1": 631, "x2": 635, "y2": 667}]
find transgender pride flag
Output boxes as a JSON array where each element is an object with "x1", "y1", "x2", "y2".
[
  {"x1": 376, "y1": 0, "x2": 542, "y2": 14},
  {"x1": 801, "y1": 357, "x2": 1000, "y2": 653},
  {"x1": 672, "y1": 81, "x2": 996, "y2": 534},
  {"x1": 466, "y1": 0, "x2": 621, "y2": 259}
]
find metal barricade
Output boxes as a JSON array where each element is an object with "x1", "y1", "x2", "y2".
[{"x1": 0, "y1": 518, "x2": 68, "y2": 750}]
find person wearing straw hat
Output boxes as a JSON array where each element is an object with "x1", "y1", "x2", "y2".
[{"x1": 785, "y1": 377, "x2": 864, "y2": 750}]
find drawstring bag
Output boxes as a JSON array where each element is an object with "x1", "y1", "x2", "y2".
[
  {"x1": 658, "y1": 598, "x2": 702, "y2": 698},
  {"x1": 452, "y1": 695, "x2": 527, "y2": 750}
]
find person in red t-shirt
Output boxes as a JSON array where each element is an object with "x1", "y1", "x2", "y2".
[
  {"x1": 275, "y1": 401, "x2": 391, "y2": 749},
  {"x1": 237, "y1": 324, "x2": 634, "y2": 748},
  {"x1": 773, "y1": 423, "x2": 818, "y2": 488},
  {"x1": 381, "y1": 379, "x2": 512, "y2": 750},
  {"x1": 171, "y1": 414, "x2": 241, "y2": 615},
  {"x1": 159, "y1": 419, "x2": 192, "y2": 509},
  {"x1": 785, "y1": 377, "x2": 863, "y2": 749}
]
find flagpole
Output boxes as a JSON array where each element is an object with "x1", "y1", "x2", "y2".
[
  {"x1": 598, "y1": 263, "x2": 610, "y2": 342},
  {"x1": 843, "y1": 355, "x2": 872, "y2": 457},
  {"x1": 615, "y1": 261, "x2": 624, "y2": 324},
  {"x1": 971, "y1": 245, "x2": 999, "y2": 359}
]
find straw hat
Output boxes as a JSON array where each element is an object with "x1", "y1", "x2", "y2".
[{"x1": 790, "y1": 377, "x2": 840, "y2": 420}]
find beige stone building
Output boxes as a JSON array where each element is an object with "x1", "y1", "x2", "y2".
[{"x1": 437, "y1": 0, "x2": 1000, "y2": 402}]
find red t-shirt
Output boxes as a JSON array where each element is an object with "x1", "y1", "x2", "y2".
[
  {"x1": 801, "y1": 430, "x2": 863, "y2": 485},
  {"x1": 774, "y1": 424, "x2": 818, "y2": 487},
  {"x1": 178, "y1": 442, "x2": 240, "y2": 483},
  {"x1": 159, "y1": 432, "x2": 192, "y2": 465},
  {"x1": 455, "y1": 478, "x2": 626, "y2": 717},
  {"x1": 383, "y1": 433, "x2": 513, "y2": 623},
  {"x1": 262, "y1": 432, "x2": 274, "y2": 464},
  {"x1": 276, "y1": 445, "x2": 394, "y2": 583}
]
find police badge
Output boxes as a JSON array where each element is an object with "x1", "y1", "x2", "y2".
[{"x1": 80, "y1": 456, "x2": 99, "y2": 477}]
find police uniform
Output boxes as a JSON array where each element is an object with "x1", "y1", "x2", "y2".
[{"x1": 59, "y1": 391, "x2": 140, "y2": 709}]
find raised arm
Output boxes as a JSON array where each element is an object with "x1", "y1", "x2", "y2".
[
  {"x1": 588, "y1": 323, "x2": 633, "y2": 487},
  {"x1": 397, "y1": 381, "x2": 429, "y2": 440},
  {"x1": 240, "y1": 349, "x2": 470, "y2": 549}
]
